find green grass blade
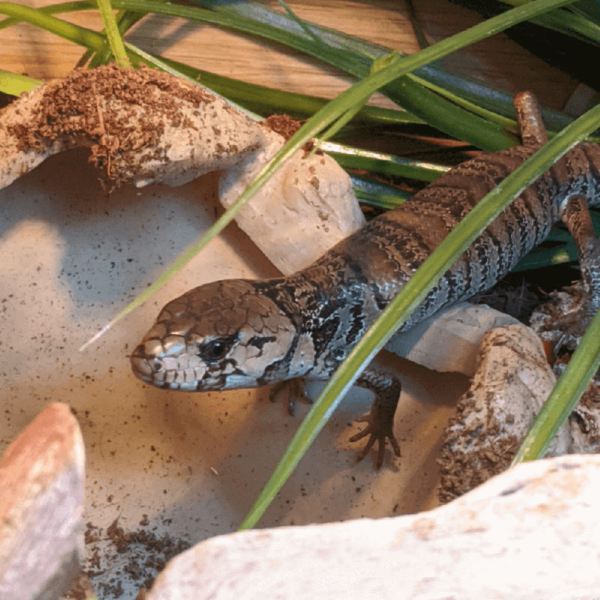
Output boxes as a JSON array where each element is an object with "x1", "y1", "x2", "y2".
[
  {"x1": 108, "y1": 0, "x2": 543, "y2": 149},
  {"x1": 0, "y1": 70, "x2": 42, "y2": 95},
  {"x1": 159, "y1": 56, "x2": 424, "y2": 125},
  {"x1": 0, "y1": 3, "x2": 252, "y2": 115},
  {"x1": 239, "y1": 93, "x2": 600, "y2": 531},
  {"x1": 499, "y1": 0, "x2": 600, "y2": 44},
  {"x1": 58, "y1": 0, "x2": 560, "y2": 133},
  {"x1": 87, "y1": 9, "x2": 145, "y2": 68},
  {"x1": 275, "y1": 0, "x2": 325, "y2": 48},
  {"x1": 417, "y1": 66, "x2": 573, "y2": 132},
  {"x1": 571, "y1": 0, "x2": 600, "y2": 24},
  {"x1": 195, "y1": 0, "x2": 572, "y2": 145},
  {"x1": 0, "y1": 0, "x2": 94, "y2": 30},
  {"x1": 350, "y1": 175, "x2": 411, "y2": 210},
  {"x1": 0, "y1": 1, "x2": 176, "y2": 72},
  {"x1": 383, "y1": 75, "x2": 519, "y2": 151},
  {"x1": 315, "y1": 52, "x2": 399, "y2": 144},
  {"x1": 192, "y1": 1, "x2": 517, "y2": 149},
  {"x1": 322, "y1": 141, "x2": 450, "y2": 182},
  {"x1": 512, "y1": 307, "x2": 600, "y2": 463},
  {"x1": 408, "y1": 72, "x2": 517, "y2": 130},
  {"x1": 535, "y1": 7, "x2": 600, "y2": 44},
  {"x1": 95, "y1": 0, "x2": 130, "y2": 67},
  {"x1": 0, "y1": 2, "x2": 107, "y2": 48},
  {"x1": 0, "y1": 0, "x2": 568, "y2": 130}
]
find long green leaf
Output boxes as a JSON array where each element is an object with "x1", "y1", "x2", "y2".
[
  {"x1": 536, "y1": 7, "x2": 600, "y2": 44},
  {"x1": 0, "y1": 0, "x2": 572, "y2": 130},
  {"x1": 86, "y1": 9, "x2": 145, "y2": 68},
  {"x1": 111, "y1": 0, "x2": 518, "y2": 149},
  {"x1": 0, "y1": 69, "x2": 41, "y2": 95},
  {"x1": 0, "y1": 0, "x2": 94, "y2": 30},
  {"x1": 500, "y1": 0, "x2": 600, "y2": 44},
  {"x1": 322, "y1": 141, "x2": 450, "y2": 182},
  {"x1": 95, "y1": 0, "x2": 130, "y2": 67},
  {"x1": 350, "y1": 175, "x2": 411, "y2": 210},
  {"x1": 195, "y1": 0, "x2": 574, "y2": 143},
  {"x1": 382, "y1": 75, "x2": 518, "y2": 150},
  {"x1": 408, "y1": 72, "x2": 517, "y2": 130},
  {"x1": 159, "y1": 56, "x2": 424, "y2": 125},
  {"x1": 0, "y1": 0, "x2": 565, "y2": 146},
  {"x1": 0, "y1": 1, "x2": 105, "y2": 47}
]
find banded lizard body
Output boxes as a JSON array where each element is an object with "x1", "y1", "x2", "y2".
[{"x1": 131, "y1": 93, "x2": 600, "y2": 468}]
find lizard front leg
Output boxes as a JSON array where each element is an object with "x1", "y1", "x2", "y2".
[{"x1": 349, "y1": 365, "x2": 402, "y2": 469}]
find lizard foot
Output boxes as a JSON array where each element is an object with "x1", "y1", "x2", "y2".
[
  {"x1": 554, "y1": 314, "x2": 593, "y2": 358},
  {"x1": 353, "y1": 365, "x2": 402, "y2": 469},
  {"x1": 530, "y1": 281, "x2": 597, "y2": 360},
  {"x1": 269, "y1": 378, "x2": 312, "y2": 416},
  {"x1": 350, "y1": 414, "x2": 401, "y2": 470}
]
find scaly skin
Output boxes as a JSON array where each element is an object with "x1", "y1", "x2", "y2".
[{"x1": 131, "y1": 93, "x2": 600, "y2": 468}]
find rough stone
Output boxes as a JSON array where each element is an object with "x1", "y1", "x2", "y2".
[
  {"x1": 386, "y1": 302, "x2": 519, "y2": 376},
  {"x1": 438, "y1": 323, "x2": 570, "y2": 502},
  {"x1": 0, "y1": 65, "x2": 268, "y2": 191},
  {"x1": 219, "y1": 128, "x2": 365, "y2": 275},
  {"x1": 146, "y1": 454, "x2": 600, "y2": 600},
  {"x1": 0, "y1": 403, "x2": 85, "y2": 600}
]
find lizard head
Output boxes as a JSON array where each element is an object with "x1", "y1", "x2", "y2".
[{"x1": 130, "y1": 279, "x2": 302, "y2": 391}]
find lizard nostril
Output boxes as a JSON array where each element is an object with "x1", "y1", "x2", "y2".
[{"x1": 151, "y1": 358, "x2": 165, "y2": 373}]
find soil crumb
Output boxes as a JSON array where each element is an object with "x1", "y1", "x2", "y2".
[{"x1": 63, "y1": 517, "x2": 190, "y2": 600}]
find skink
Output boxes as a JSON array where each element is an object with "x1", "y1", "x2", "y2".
[{"x1": 131, "y1": 92, "x2": 600, "y2": 468}]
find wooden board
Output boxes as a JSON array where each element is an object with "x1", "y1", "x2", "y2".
[{"x1": 1, "y1": 0, "x2": 579, "y2": 110}]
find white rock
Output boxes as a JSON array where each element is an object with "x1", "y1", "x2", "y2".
[
  {"x1": 385, "y1": 302, "x2": 519, "y2": 376},
  {"x1": 0, "y1": 403, "x2": 86, "y2": 600},
  {"x1": 146, "y1": 454, "x2": 600, "y2": 600},
  {"x1": 0, "y1": 65, "x2": 269, "y2": 191},
  {"x1": 219, "y1": 128, "x2": 365, "y2": 274}
]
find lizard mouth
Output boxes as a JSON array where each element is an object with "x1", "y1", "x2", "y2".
[
  {"x1": 130, "y1": 345, "x2": 167, "y2": 386},
  {"x1": 130, "y1": 343, "x2": 218, "y2": 391},
  {"x1": 130, "y1": 346, "x2": 155, "y2": 383}
]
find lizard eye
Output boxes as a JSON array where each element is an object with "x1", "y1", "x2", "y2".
[{"x1": 201, "y1": 339, "x2": 228, "y2": 362}]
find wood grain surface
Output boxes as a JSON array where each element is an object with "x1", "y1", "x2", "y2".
[{"x1": 1, "y1": 0, "x2": 580, "y2": 112}]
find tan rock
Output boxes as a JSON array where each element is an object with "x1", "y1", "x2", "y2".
[{"x1": 0, "y1": 403, "x2": 85, "y2": 600}]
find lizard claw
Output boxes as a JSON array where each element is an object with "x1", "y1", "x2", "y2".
[{"x1": 350, "y1": 415, "x2": 401, "y2": 470}]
